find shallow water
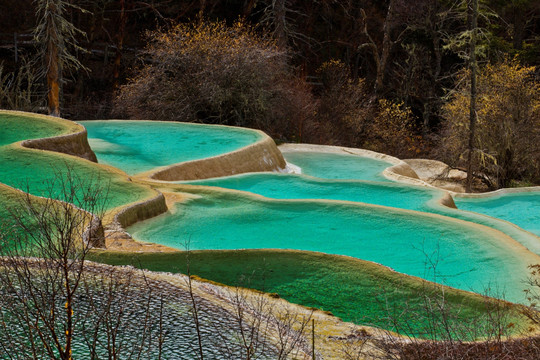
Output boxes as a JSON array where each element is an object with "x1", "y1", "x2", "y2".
[
  {"x1": 183, "y1": 171, "x2": 540, "y2": 256},
  {"x1": 81, "y1": 120, "x2": 262, "y2": 175},
  {"x1": 0, "y1": 266, "x2": 277, "y2": 359},
  {"x1": 91, "y1": 250, "x2": 526, "y2": 339},
  {"x1": 0, "y1": 115, "x2": 153, "y2": 212},
  {"x1": 128, "y1": 192, "x2": 534, "y2": 304},
  {"x1": 282, "y1": 151, "x2": 392, "y2": 181},
  {"x1": 0, "y1": 147, "x2": 152, "y2": 210},
  {"x1": 0, "y1": 113, "x2": 71, "y2": 146},
  {"x1": 454, "y1": 192, "x2": 540, "y2": 237},
  {"x1": 184, "y1": 173, "x2": 441, "y2": 212}
]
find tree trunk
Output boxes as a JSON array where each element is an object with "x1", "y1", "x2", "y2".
[
  {"x1": 375, "y1": 0, "x2": 395, "y2": 95},
  {"x1": 46, "y1": 2, "x2": 61, "y2": 117},
  {"x1": 466, "y1": 0, "x2": 478, "y2": 192},
  {"x1": 273, "y1": 0, "x2": 287, "y2": 49},
  {"x1": 113, "y1": 0, "x2": 128, "y2": 90}
]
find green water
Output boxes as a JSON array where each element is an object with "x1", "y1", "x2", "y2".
[
  {"x1": 282, "y1": 151, "x2": 392, "y2": 181},
  {"x1": 454, "y1": 192, "x2": 540, "y2": 237},
  {"x1": 81, "y1": 120, "x2": 263, "y2": 175},
  {"x1": 0, "y1": 114, "x2": 153, "y2": 212},
  {"x1": 0, "y1": 146, "x2": 152, "y2": 211},
  {"x1": 0, "y1": 113, "x2": 72, "y2": 146},
  {"x1": 184, "y1": 173, "x2": 441, "y2": 212},
  {"x1": 128, "y1": 191, "x2": 534, "y2": 304},
  {"x1": 89, "y1": 250, "x2": 527, "y2": 338}
]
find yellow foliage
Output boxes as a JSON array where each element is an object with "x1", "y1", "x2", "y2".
[
  {"x1": 441, "y1": 58, "x2": 540, "y2": 187},
  {"x1": 367, "y1": 99, "x2": 423, "y2": 156}
]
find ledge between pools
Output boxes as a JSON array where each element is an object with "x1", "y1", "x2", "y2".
[
  {"x1": 278, "y1": 143, "x2": 457, "y2": 209},
  {"x1": 0, "y1": 110, "x2": 98, "y2": 162},
  {"x1": 137, "y1": 132, "x2": 286, "y2": 181},
  {"x1": 452, "y1": 185, "x2": 540, "y2": 199},
  {"x1": 101, "y1": 190, "x2": 178, "y2": 252}
]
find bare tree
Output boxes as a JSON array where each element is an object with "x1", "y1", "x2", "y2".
[
  {"x1": 0, "y1": 57, "x2": 44, "y2": 111},
  {"x1": 0, "y1": 167, "x2": 109, "y2": 359},
  {"x1": 465, "y1": 0, "x2": 479, "y2": 193},
  {"x1": 0, "y1": 167, "x2": 169, "y2": 359},
  {"x1": 358, "y1": 0, "x2": 409, "y2": 96}
]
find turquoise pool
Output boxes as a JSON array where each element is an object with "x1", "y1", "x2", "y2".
[
  {"x1": 454, "y1": 191, "x2": 540, "y2": 237},
  {"x1": 2, "y1": 111, "x2": 537, "y2": 335},
  {"x1": 0, "y1": 114, "x2": 152, "y2": 212},
  {"x1": 184, "y1": 173, "x2": 441, "y2": 213},
  {"x1": 128, "y1": 190, "x2": 536, "y2": 303},
  {"x1": 81, "y1": 120, "x2": 263, "y2": 175},
  {"x1": 182, "y1": 171, "x2": 540, "y2": 255},
  {"x1": 282, "y1": 151, "x2": 392, "y2": 181}
]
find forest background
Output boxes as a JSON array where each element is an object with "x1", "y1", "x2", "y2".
[{"x1": 0, "y1": 0, "x2": 539, "y2": 190}]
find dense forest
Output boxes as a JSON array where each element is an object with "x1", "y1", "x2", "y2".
[{"x1": 1, "y1": 0, "x2": 539, "y2": 189}]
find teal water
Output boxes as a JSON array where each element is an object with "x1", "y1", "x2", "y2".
[
  {"x1": 184, "y1": 171, "x2": 540, "y2": 255},
  {"x1": 454, "y1": 192, "x2": 540, "y2": 237},
  {"x1": 0, "y1": 113, "x2": 73, "y2": 146},
  {"x1": 282, "y1": 151, "x2": 392, "y2": 181},
  {"x1": 81, "y1": 120, "x2": 262, "y2": 175},
  {"x1": 0, "y1": 114, "x2": 153, "y2": 212},
  {"x1": 128, "y1": 191, "x2": 534, "y2": 303},
  {"x1": 185, "y1": 173, "x2": 441, "y2": 212},
  {"x1": 4, "y1": 113, "x2": 536, "y2": 311},
  {"x1": 0, "y1": 146, "x2": 152, "y2": 211}
]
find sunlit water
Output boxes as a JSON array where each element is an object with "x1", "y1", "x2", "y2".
[
  {"x1": 81, "y1": 120, "x2": 262, "y2": 175},
  {"x1": 128, "y1": 191, "x2": 535, "y2": 303},
  {"x1": 282, "y1": 151, "x2": 392, "y2": 181},
  {"x1": 0, "y1": 115, "x2": 152, "y2": 212},
  {"x1": 454, "y1": 191, "x2": 540, "y2": 237},
  {"x1": 184, "y1": 173, "x2": 440, "y2": 212}
]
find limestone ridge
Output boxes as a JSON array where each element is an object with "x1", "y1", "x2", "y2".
[
  {"x1": 143, "y1": 133, "x2": 286, "y2": 181},
  {"x1": 22, "y1": 127, "x2": 98, "y2": 162}
]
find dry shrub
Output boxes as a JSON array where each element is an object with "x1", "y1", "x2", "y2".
[
  {"x1": 0, "y1": 58, "x2": 44, "y2": 112},
  {"x1": 304, "y1": 60, "x2": 426, "y2": 158},
  {"x1": 366, "y1": 99, "x2": 425, "y2": 158},
  {"x1": 303, "y1": 60, "x2": 371, "y2": 145},
  {"x1": 115, "y1": 20, "x2": 312, "y2": 139}
]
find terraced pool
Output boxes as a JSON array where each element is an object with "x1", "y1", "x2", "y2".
[
  {"x1": 183, "y1": 173, "x2": 441, "y2": 212},
  {"x1": 81, "y1": 120, "x2": 263, "y2": 175},
  {"x1": 128, "y1": 189, "x2": 536, "y2": 304},
  {"x1": 2, "y1": 112, "x2": 540, "y2": 340},
  {"x1": 281, "y1": 151, "x2": 392, "y2": 181},
  {"x1": 454, "y1": 191, "x2": 540, "y2": 237},
  {"x1": 0, "y1": 113, "x2": 154, "y2": 213}
]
